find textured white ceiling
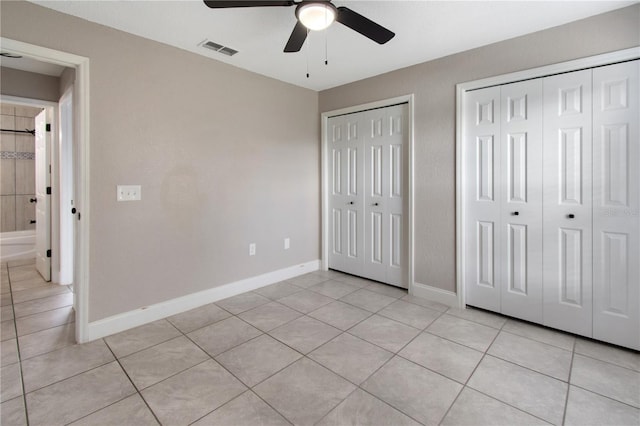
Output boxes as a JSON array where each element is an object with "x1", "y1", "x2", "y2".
[{"x1": 30, "y1": 0, "x2": 635, "y2": 91}]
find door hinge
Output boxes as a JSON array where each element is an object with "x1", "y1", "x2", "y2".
[
  {"x1": 46, "y1": 123, "x2": 51, "y2": 132},
  {"x1": 46, "y1": 249, "x2": 52, "y2": 258},
  {"x1": 46, "y1": 187, "x2": 52, "y2": 195}
]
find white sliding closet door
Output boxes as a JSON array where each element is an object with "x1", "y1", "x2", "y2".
[
  {"x1": 542, "y1": 69, "x2": 593, "y2": 336},
  {"x1": 592, "y1": 60, "x2": 640, "y2": 349},
  {"x1": 464, "y1": 87, "x2": 502, "y2": 312},
  {"x1": 500, "y1": 80, "x2": 544, "y2": 323},
  {"x1": 328, "y1": 104, "x2": 407, "y2": 287},
  {"x1": 328, "y1": 114, "x2": 364, "y2": 277}
]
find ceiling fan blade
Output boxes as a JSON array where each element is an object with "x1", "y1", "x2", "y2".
[
  {"x1": 336, "y1": 6, "x2": 395, "y2": 44},
  {"x1": 203, "y1": 1, "x2": 294, "y2": 8},
  {"x1": 284, "y1": 21, "x2": 308, "y2": 52}
]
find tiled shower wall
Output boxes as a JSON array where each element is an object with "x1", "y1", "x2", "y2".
[{"x1": 0, "y1": 103, "x2": 43, "y2": 233}]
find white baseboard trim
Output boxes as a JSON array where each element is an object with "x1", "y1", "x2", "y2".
[
  {"x1": 409, "y1": 282, "x2": 459, "y2": 307},
  {"x1": 85, "y1": 260, "x2": 321, "y2": 342}
]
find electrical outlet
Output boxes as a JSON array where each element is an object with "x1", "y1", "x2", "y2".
[
  {"x1": 117, "y1": 185, "x2": 142, "y2": 201},
  {"x1": 284, "y1": 238, "x2": 290, "y2": 250},
  {"x1": 249, "y1": 243, "x2": 256, "y2": 256}
]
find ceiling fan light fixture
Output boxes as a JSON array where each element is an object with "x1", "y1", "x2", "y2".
[{"x1": 297, "y1": 2, "x2": 336, "y2": 31}]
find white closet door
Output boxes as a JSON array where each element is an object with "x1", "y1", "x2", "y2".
[
  {"x1": 464, "y1": 87, "x2": 502, "y2": 312},
  {"x1": 592, "y1": 60, "x2": 640, "y2": 350},
  {"x1": 500, "y1": 79, "x2": 544, "y2": 323},
  {"x1": 542, "y1": 70, "x2": 593, "y2": 336},
  {"x1": 328, "y1": 114, "x2": 364, "y2": 276},
  {"x1": 363, "y1": 104, "x2": 406, "y2": 286}
]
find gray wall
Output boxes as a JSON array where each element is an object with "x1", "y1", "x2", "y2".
[
  {"x1": 1, "y1": 1, "x2": 320, "y2": 321},
  {"x1": 0, "y1": 66, "x2": 60, "y2": 102},
  {"x1": 320, "y1": 4, "x2": 640, "y2": 293}
]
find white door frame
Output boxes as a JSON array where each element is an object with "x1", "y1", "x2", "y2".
[
  {"x1": 1, "y1": 37, "x2": 91, "y2": 343},
  {"x1": 321, "y1": 94, "x2": 415, "y2": 290},
  {"x1": 456, "y1": 46, "x2": 640, "y2": 309},
  {"x1": 58, "y1": 88, "x2": 74, "y2": 285}
]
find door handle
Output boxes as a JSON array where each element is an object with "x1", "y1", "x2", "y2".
[
  {"x1": 567, "y1": 214, "x2": 575, "y2": 219},
  {"x1": 30, "y1": 220, "x2": 36, "y2": 224},
  {"x1": 30, "y1": 198, "x2": 37, "y2": 203},
  {"x1": 71, "y1": 208, "x2": 77, "y2": 214},
  {"x1": 373, "y1": 202, "x2": 379, "y2": 206},
  {"x1": 511, "y1": 211, "x2": 519, "y2": 216},
  {"x1": 348, "y1": 201, "x2": 354, "y2": 205}
]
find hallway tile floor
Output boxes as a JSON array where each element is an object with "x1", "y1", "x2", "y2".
[{"x1": 1, "y1": 259, "x2": 639, "y2": 425}]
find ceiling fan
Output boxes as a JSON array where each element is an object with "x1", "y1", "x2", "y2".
[{"x1": 203, "y1": 1, "x2": 395, "y2": 53}]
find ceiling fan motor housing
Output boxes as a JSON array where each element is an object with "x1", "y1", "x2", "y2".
[{"x1": 295, "y1": 1, "x2": 337, "y2": 31}]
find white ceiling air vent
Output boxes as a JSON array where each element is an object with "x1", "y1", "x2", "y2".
[{"x1": 200, "y1": 40, "x2": 238, "y2": 57}]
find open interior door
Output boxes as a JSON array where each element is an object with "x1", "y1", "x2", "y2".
[{"x1": 35, "y1": 109, "x2": 51, "y2": 281}]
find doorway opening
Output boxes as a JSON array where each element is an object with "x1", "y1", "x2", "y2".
[{"x1": 1, "y1": 37, "x2": 90, "y2": 343}]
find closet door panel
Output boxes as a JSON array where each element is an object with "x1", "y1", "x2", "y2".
[
  {"x1": 464, "y1": 87, "x2": 502, "y2": 312},
  {"x1": 328, "y1": 119, "x2": 346, "y2": 272},
  {"x1": 592, "y1": 60, "x2": 639, "y2": 350},
  {"x1": 328, "y1": 115, "x2": 364, "y2": 276},
  {"x1": 500, "y1": 79, "x2": 544, "y2": 323},
  {"x1": 542, "y1": 70, "x2": 593, "y2": 336},
  {"x1": 363, "y1": 104, "x2": 406, "y2": 286}
]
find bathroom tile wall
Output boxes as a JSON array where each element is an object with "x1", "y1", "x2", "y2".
[{"x1": 0, "y1": 103, "x2": 41, "y2": 233}]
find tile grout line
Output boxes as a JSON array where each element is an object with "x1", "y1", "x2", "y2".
[
  {"x1": 11, "y1": 290, "x2": 73, "y2": 309},
  {"x1": 13, "y1": 297, "x2": 74, "y2": 322},
  {"x1": 100, "y1": 340, "x2": 163, "y2": 426},
  {"x1": 13, "y1": 316, "x2": 76, "y2": 341},
  {"x1": 436, "y1": 319, "x2": 506, "y2": 425},
  {"x1": 320, "y1": 307, "x2": 449, "y2": 425},
  {"x1": 458, "y1": 321, "x2": 562, "y2": 425},
  {"x1": 567, "y1": 383, "x2": 640, "y2": 410},
  {"x1": 178, "y1": 314, "x2": 296, "y2": 425},
  {"x1": 6, "y1": 263, "x2": 31, "y2": 426},
  {"x1": 561, "y1": 338, "x2": 578, "y2": 425}
]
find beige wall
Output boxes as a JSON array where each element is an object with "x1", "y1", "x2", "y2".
[
  {"x1": 58, "y1": 67, "x2": 76, "y2": 96},
  {"x1": 320, "y1": 4, "x2": 640, "y2": 293},
  {"x1": 1, "y1": 1, "x2": 320, "y2": 321},
  {"x1": 0, "y1": 66, "x2": 60, "y2": 102}
]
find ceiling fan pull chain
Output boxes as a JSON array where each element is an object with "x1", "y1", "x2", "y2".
[
  {"x1": 306, "y1": 28, "x2": 310, "y2": 78},
  {"x1": 325, "y1": 28, "x2": 328, "y2": 65},
  {"x1": 324, "y1": 6, "x2": 329, "y2": 65}
]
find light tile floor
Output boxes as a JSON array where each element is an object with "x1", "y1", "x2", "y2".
[{"x1": 1, "y1": 260, "x2": 639, "y2": 425}]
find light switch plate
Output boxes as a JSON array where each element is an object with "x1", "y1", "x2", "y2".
[{"x1": 117, "y1": 185, "x2": 142, "y2": 201}]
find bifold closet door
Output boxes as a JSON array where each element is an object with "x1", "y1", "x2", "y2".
[
  {"x1": 363, "y1": 104, "x2": 406, "y2": 286},
  {"x1": 328, "y1": 104, "x2": 407, "y2": 287},
  {"x1": 464, "y1": 86, "x2": 502, "y2": 312},
  {"x1": 464, "y1": 81, "x2": 544, "y2": 319},
  {"x1": 499, "y1": 79, "x2": 544, "y2": 323},
  {"x1": 542, "y1": 69, "x2": 593, "y2": 336},
  {"x1": 328, "y1": 114, "x2": 364, "y2": 277},
  {"x1": 592, "y1": 60, "x2": 639, "y2": 349}
]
